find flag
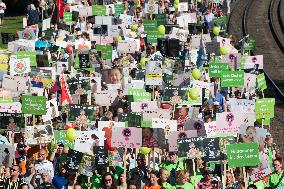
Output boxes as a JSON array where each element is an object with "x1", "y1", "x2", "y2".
[
  {"x1": 57, "y1": 0, "x2": 64, "y2": 18},
  {"x1": 60, "y1": 75, "x2": 73, "y2": 105}
]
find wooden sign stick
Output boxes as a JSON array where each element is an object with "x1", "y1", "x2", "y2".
[
  {"x1": 152, "y1": 148, "x2": 155, "y2": 171},
  {"x1": 243, "y1": 167, "x2": 248, "y2": 188},
  {"x1": 123, "y1": 147, "x2": 127, "y2": 175},
  {"x1": 148, "y1": 152, "x2": 151, "y2": 177},
  {"x1": 192, "y1": 159, "x2": 196, "y2": 184}
]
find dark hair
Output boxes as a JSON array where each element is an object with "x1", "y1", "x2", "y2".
[
  {"x1": 150, "y1": 170, "x2": 160, "y2": 177},
  {"x1": 127, "y1": 180, "x2": 138, "y2": 188},
  {"x1": 274, "y1": 157, "x2": 282, "y2": 164},
  {"x1": 100, "y1": 172, "x2": 116, "y2": 189},
  {"x1": 19, "y1": 183, "x2": 29, "y2": 189},
  {"x1": 117, "y1": 173, "x2": 128, "y2": 186},
  {"x1": 247, "y1": 184, "x2": 257, "y2": 189}
]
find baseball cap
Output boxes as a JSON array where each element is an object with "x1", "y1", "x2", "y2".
[{"x1": 57, "y1": 142, "x2": 64, "y2": 147}]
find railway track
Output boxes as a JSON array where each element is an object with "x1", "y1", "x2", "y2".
[{"x1": 228, "y1": 0, "x2": 284, "y2": 157}]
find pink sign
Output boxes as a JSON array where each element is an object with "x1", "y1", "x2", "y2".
[{"x1": 112, "y1": 127, "x2": 142, "y2": 148}]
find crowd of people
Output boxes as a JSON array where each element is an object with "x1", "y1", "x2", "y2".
[{"x1": 0, "y1": 0, "x2": 282, "y2": 188}]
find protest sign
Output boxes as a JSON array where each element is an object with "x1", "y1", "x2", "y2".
[
  {"x1": 63, "y1": 11, "x2": 73, "y2": 23},
  {"x1": 144, "y1": 20, "x2": 157, "y2": 32},
  {"x1": 255, "y1": 98, "x2": 275, "y2": 119},
  {"x1": 74, "y1": 131, "x2": 104, "y2": 153},
  {"x1": 128, "y1": 88, "x2": 151, "y2": 102},
  {"x1": 17, "y1": 51, "x2": 37, "y2": 67},
  {"x1": 114, "y1": 4, "x2": 124, "y2": 16},
  {"x1": 94, "y1": 146, "x2": 109, "y2": 168},
  {"x1": 155, "y1": 14, "x2": 166, "y2": 26},
  {"x1": 168, "y1": 131, "x2": 198, "y2": 152},
  {"x1": 79, "y1": 154, "x2": 95, "y2": 177},
  {"x1": 227, "y1": 143, "x2": 260, "y2": 167},
  {"x1": 213, "y1": 16, "x2": 228, "y2": 27},
  {"x1": 221, "y1": 70, "x2": 244, "y2": 87},
  {"x1": 143, "y1": 109, "x2": 172, "y2": 120},
  {"x1": 0, "y1": 145, "x2": 14, "y2": 167},
  {"x1": 0, "y1": 113, "x2": 24, "y2": 131},
  {"x1": 177, "y1": 137, "x2": 205, "y2": 159},
  {"x1": 203, "y1": 138, "x2": 221, "y2": 162},
  {"x1": 147, "y1": 31, "x2": 163, "y2": 44},
  {"x1": 131, "y1": 101, "x2": 159, "y2": 112},
  {"x1": 215, "y1": 112, "x2": 245, "y2": 135},
  {"x1": 22, "y1": 95, "x2": 46, "y2": 115},
  {"x1": 25, "y1": 124, "x2": 53, "y2": 144},
  {"x1": 145, "y1": 61, "x2": 163, "y2": 85},
  {"x1": 54, "y1": 130, "x2": 75, "y2": 149},
  {"x1": 96, "y1": 44, "x2": 112, "y2": 59},
  {"x1": 9, "y1": 58, "x2": 31, "y2": 76},
  {"x1": 65, "y1": 149, "x2": 84, "y2": 173},
  {"x1": 257, "y1": 73, "x2": 267, "y2": 91},
  {"x1": 112, "y1": 127, "x2": 142, "y2": 148},
  {"x1": 92, "y1": 5, "x2": 107, "y2": 16}
]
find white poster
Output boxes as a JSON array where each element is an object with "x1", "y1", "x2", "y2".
[
  {"x1": 131, "y1": 101, "x2": 159, "y2": 112},
  {"x1": 74, "y1": 131, "x2": 105, "y2": 154},
  {"x1": 9, "y1": 58, "x2": 31, "y2": 76}
]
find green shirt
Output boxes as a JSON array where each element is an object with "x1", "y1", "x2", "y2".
[
  {"x1": 248, "y1": 180, "x2": 266, "y2": 189},
  {"x1": 163, "y1": 182, "x2": 174, "y2": 189},
  {"x1": 268, "y1": 171, "x2": 284, "y2": 188},
  {"x1": 82, "y1": 174, "x2": 102, "y2": 189},
  {"x1": 174, "y1": 182, "x2": 194, "y2": 189},
  {"x1": 159, "y1": 160, "x2": 185, "y2": 173}
]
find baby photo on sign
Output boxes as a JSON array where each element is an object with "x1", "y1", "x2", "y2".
[
  {"x1": 142, "y1": 128, "x2": 167, "y2": 149},
  {"x1": 25, "y1": 124, "x2": 53, "y2": 144},
  {"x1": 67, "y1": 105, "x2": 96, "y2": 130},
  {"x1": 0, "y1": 113, "x2": 25, "y2": 131},
  {"x1": 101, "y1": 68, "x2": 123, "y2": 90},
  {"x1": 177, "y1": 137, "x2": 205, "y2": 159}
]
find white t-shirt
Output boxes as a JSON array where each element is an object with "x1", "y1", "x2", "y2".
[{"x1": 0, "y1": 2, "x2": 6, "y2": 14}]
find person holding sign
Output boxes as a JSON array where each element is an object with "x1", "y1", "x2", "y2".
[{"x1": 268, "y1": 157, "x2": 284, "y2": 188}]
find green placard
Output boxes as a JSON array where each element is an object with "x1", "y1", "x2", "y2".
[
  {"x1": 245, "y1": 38, "x2": 256, "y2": 51},
  {"x1": 209, "y1": 63, "x2": 229, "y2": 77},
  {"x1": 96, "y1": 45, "x2": 112, "y2": 59},
  {"x1": 221, "y1": 70, "x2": 244, "y2": 87},
  {"x1": 255, "y1": 98, "x2": 275, "y2": 119},
  {"x1": 257, "y1": 73, "x2": 267, "y2": 91},
  {"x1": 22, "y1": 95, "x2": 46, "y2": 115},
  {"x1": 114, "y1": 4, "x2": 124, "y2": 16},
  {"x1": 128, "y1": 88, "x2": 151, "y2": 102},
  {"x1": 17, "y1": 51, "x2": 37, "y2": 67},
  {"x1": 92, "y1": 5, "x2": 106, "y2": 16},
  {"x1": 227, "y1": 143, "x2": 260, "y2": 167},
  {"x1": 144, "y1": 20, "x2": 157, "y2": 32},
  {"x1": 155, "y1": 14, "x2": 166, "y2": 26},
  {"x1": 63, "y1": 12, "x2": 72, "y2": 23},
  {"x1": 141, "y1": 120, "x2": 152, "y2": 128},
  {"x1": 147, "y1": 31, "x2": 163, "y2": 44},
  {"x1": 213, "y1": 16, "x2": 228, "y2": 27},
  {"x1": 127, "y1": 112, "x2": 142, "y2": 127},
  {"x1": 54, "y1": 130, "x2": 75, "y2": 149}
]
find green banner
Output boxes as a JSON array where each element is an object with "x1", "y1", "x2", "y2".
[
  {"x1": 255, "y1": 98, "x2": 275, "y2": 119},
  {"x1": 54, "y1": 130, "x2": 75, "y2": 149},
  {"x1": 213, "y1": 16, "x2": 228, "y2": 27},
  {"x1": 155, "y1": 14, "x2": 166, "y2": 26},
  {"x1": 63, "y1": 12, "x2": 72, "y2": 23},
  {"x1": 227, "y1": 143, "x2": 260, "y2": 167},
  {"x1": 114, "y1": 4, "x2": 124, "y2": 16},
  {"x1": 128, "y1": 88, "x2": 151, "y2": 102},
  {"x1": 92, "y1": 5, "x2": 106, "y2": 16},
  {"x1": 221, "y1": 70, "x2": 244, "y2": 87},
  {"x1": 257, "y1": 73, "x2": 267, "y2": 91},
  {"x1": 141, "y1": 120, "x2": 152, "y2": 128},
  {"x1": 96, "y1": 45, "x2": 112, "y2": 59},
  {"x1": 147, "y1": 31, "x2": 163, "y2": 44},
  {"x1": 17, "y1": 51, "x2": 37, "y2": 67},
  {"x1": 209, "y1": 63, "x2": 229, "y2": 77},
  {"x1": 144, "y1": 20, "x2": 157, "y2": 32},
  {"x1": 22, "y1": 95, "x2": 46, "y2": 115}
]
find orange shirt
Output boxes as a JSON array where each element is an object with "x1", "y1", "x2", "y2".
[{"x1": 142, "y1": 185, "x2": 161, "y2": 189}]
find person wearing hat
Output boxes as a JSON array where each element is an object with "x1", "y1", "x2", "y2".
[{"x1": 49, "y1": 142, "x2": 66, "y2": 176}]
